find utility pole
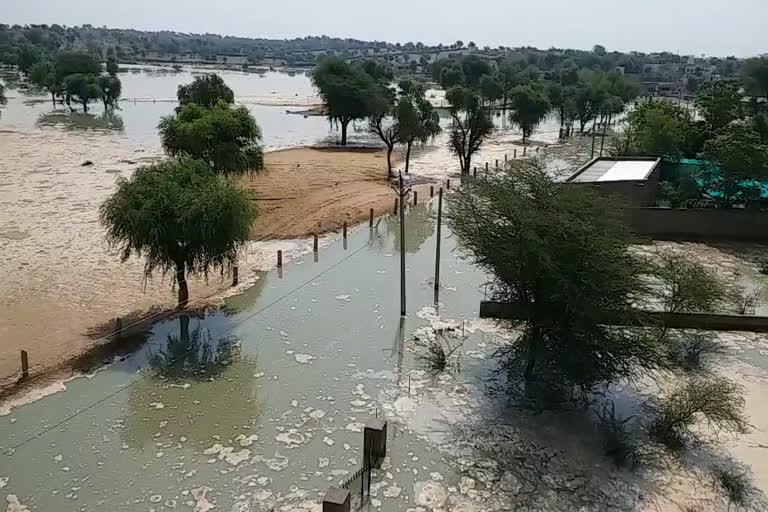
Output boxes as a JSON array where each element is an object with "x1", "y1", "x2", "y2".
[
  {"x1": 391, "y1": 172, "x2": 412, "y2": 317},
  {"x1": 434, "y1": 188, "x2": 443, "y2": 305}
]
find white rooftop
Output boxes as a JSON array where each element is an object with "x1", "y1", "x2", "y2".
[{"x1": 570, "y1": 159, "x2": 659, "y2": 183}]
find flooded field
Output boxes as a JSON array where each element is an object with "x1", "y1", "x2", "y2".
[
  {"x1": 0, "y1": 63, "x2": 580, "y2": 383},
  {"x1": 2, "y1": 206, "x2": 768, "y2": 511}
]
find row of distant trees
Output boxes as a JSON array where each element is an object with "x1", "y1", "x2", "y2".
[{"x1": 311, "y1": 55, "x2": 641, "y2": 177}]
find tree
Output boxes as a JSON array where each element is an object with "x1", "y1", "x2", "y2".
[
  {"x1": 29, "y1": 59, "x2": 59, "y2": 105},
  {"x1": 311, "y1": 57, "x2": 383, "y2": 146},
  {"x1": 368, "y1": 80, "x2": 399, "y2": 178},
  {"x1": 106, "y1": 55, "x2": 119, "y2": 75},
  {"x1": 593, "y1": 44, "x2": 607, "y2": 56},
  {"x1": 621, "y1": 100, "x2": 692, "y2": 158},
  {"x1": 700, "y1": 123, "x2": 768, "y2": 207},
  {"x1": 573, "y1": 70, "x2": 607, "y2": 133},
  {"x1": 396, "y1": 81, "x2": 441, "y2": 173},
  {"x1": 100, "y1": 157, "x2": 255, "y2": 307},
  {"x1": 508, "y1": 85, "x2": 550, "y2": 143},
  {"x1": 685, "y1": 77, "x2": 699, "y2": 96},
  {"x1": 446, "y1": 162, "x2": 667, "y2": 388},
  {"x1": 479, "y1": 74, "x2": 503, "y2": 108},
  {"x1": 177, "y1": 73, "x2": 234, "y2": 109},
  {"x1": 54, "y1": 52, "x2": 101, "y2": 82},
  {"x1": 742, "y1": 57, "x2": 768, "y2": 101},
  {"x1": 158, "y1": 102, "x2": 265, "y2": 176},
  {"x1": 446, "y1": 86, "x2": 494, "y2": 175},
  {"x1": 63, "y1": 73, "x2": 102, "y2": 113},
  {"x1": 0, "y1": 82, "x2": 6, "y2": 108},
  {"x1": 696, "y1": 81, "x2": 743, "y2": 131},
  {"x1": 98, "y1": 75, "x2": 121, "y2": 109}
]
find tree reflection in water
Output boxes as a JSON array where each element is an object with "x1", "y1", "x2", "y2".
[
  {"x1": 369, "y1": 203, "x2": 436, "y2": 254},
  {"x1": 37, "y1": 110, "x2": 125, "y2": 131}
]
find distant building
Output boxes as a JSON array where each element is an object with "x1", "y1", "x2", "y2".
[{"x1": 216, "y1": 54, "x2": 248, "y2": 65}]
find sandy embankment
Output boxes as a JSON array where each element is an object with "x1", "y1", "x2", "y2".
[
  {"x1": 0, "y1": 144, "x2": 436, "y2": 399},
  {"x1": 249, "y1": 147, "x2": 400, "y2": 239}
]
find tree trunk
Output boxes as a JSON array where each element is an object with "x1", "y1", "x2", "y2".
[
  {"x1": 340, "y1": 119, "x2": 349, "y2": 146},
  {"x1": 179, "y1": 314, "x2": 190, "y2": 344},
  {"x1": 405, "y1": 141, "x2": 413, "y2": 174},
  {"x1": 579, "y1": 118, "x2": 587, "y2": 133},
  {"x1": 386, "y1": 145, "x2": 394, "y2": 179},
  {"x1": 175, "y1": 260, "x2": 189, "y2": 308},
  {"x1": 82, "y1": 100, "x2": 88, "y2": 113},
  {"x1": 51, "y1": 92, "x2": 56, "y2": 106},
  {"x1": 463, "y1": 153, "x2": 471, "y2": 175},
  {"x1": 591, "y1": 118, "x2": 598, "y2": 158}
]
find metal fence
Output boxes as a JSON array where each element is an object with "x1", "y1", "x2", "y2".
[{"x1": 340, "y1": 462, "x2": 372, "y2": 510}]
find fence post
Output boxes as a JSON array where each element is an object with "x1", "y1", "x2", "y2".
[
  {"x1": 115, "y1": 317, "x2": 123, "y2": 339},
  {"x1": 322, "y1": 487, "x2": 350, "y2": 512},
  {"x1": 514, "y1": 148, "x2": 517, "y2": 158},
  {"x1": 413, "y1": 190, "x2": 417, "y2": 206},
  {"x1": 232, "y1": 266, "x2": 239, "y2": 286},
  {"x1": 369, "y1": 208, "x2": 374, "y2": 228},
  {"x1": 473, "y1": 167, "x2": 477, "y2": 179},
  {"x1": 505, "y1": 153, "x2": 508, "y2": 163},
  {"x1": 277, "y1": 250, "x2": 283, "y2": 269},
  {"x1": 430, "y1": 185, "x2": 434, "y2": 198},
  {"x1": 485, "y1": 162, "x2": 489, "y2": 173},
  {"x1": 495, "y1": 159, "x2": 498, "y2": 169},
  {"x1": 434, "y1": 188, "x2": 443, "y2": 305},
  {"x1": 523, "y1": 146, "x2": 527, "y2": 156},
  {"x1": 393, "y1": 197, "x2": 398, "y2": 215},
  {"x1": 536, "y1": 146, "x2": 539, "y2": 154},
  {"x1": 363, "y1": 418, "x2": 388, "y2": 469},
  {"x1": 20, "y1": 350, "x2": 29, "y2": 381},
  {"x1": 447, "y1": 179, "x2": 451, "y2": 190}
]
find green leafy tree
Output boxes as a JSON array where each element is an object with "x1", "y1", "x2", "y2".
[
  {"x1": 621, "y1": 100, "x2": 692, "y2": 158},
  {"x1": 446, "y1": 86, "x2": 494, "y2": 175},
  {"x1": 479, "y1": 74, "x2": 503, "y2": 108},
  {"x1": 367, "y1": 82, "x2": 398, "y2": 178},
  {"x1": 177, "y1": 73, "x2": 234, "y2": 109},
  {"x1": 158, "y1": 102, "x2": 265, "y2": 176},
  {"x1": 106, "y1": 55, "x2": 119, "y2": 76},
  {"x1": 63, "y1": 73, "x2": 102, "y2": 113},
  {"x1": 54, "y1": 52, "x2": 101, "y2": 82},
  {"x1": 741, "y1": 57, "x2": 768, "y2": 101},
  {"x1": 696, "y1": 81, "x2": 743, "y2": 131},
  {"x1": 700, "y1": 123, "x2": 768, "y2": 207},
  {"x1": 396, "y1": 80, "x2": 441, "y2": 173},
  {"x1": 508, "y1": 85, "x2": 551, "y2": 143},
  {"x1": 574, "y1": 69, "x2": 607, "y2": 133},
  {"x1": 29, "y1": 59, "x2": 59, "y2": 105},
  {"x1": 100, "y1": 157, "x2": 255, "y2": 307},
  {"x1": 446, "y1": 162, "x2": 667, "y2": 388},
  {"x1": 97, "y1": 75, "x2": 121, "y2": 109},
  {"x1": 311, "y1": 57, "x2": 383, "y2": 146},
  {"x1": 439, "y1": 66, "x2": 465, "y2": 88}
]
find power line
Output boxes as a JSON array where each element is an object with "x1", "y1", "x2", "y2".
[{"x1": 2, "y1": 241, "x2": 369, "y2": 457}]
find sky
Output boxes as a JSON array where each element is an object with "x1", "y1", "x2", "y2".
[{"x1": 2, "y1": 0, "x2": 767, "y2": 57}]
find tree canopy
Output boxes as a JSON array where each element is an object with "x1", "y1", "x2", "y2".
[
  {"x1": 742, "y1": 57, "x2": 768, "y2": 101},
  {"x1": 446, "y1": 162, "x2": 667, "y2": 389},
  {"x1": 177, "y1": 73, "x2": 234, "y2": 109},
  {"x1": 508, "y1": 85, "x2": 551, "y2": 143},
  {"x1": 446, "y1": 86, "x2": 494, "y2": 175},
  {"x1": 159, "y1": 102, "x2": 265, "y2": 176},
  {"x1": 396, "y1": 80, "x2": 441, "y2": 173},
  {"x1": 696, "y1": 81, "x2": 743, "y2": 132},
  {"x1": 100, "y1": 157, "x2": 255, "y2": 307},
  {"x1": 312, "y1": 57, "x2": 392, "y2": 146}
]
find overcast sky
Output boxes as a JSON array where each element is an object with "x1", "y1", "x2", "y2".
[{"x1": 2, "y1": 0, "x2": 766, "y2": 57}]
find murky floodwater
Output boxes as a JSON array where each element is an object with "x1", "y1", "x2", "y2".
[
  {"x1": 2, "y1": 204, "x2": 768, "y2": 511},
  {"x1": 0, "y1": 62, "x2": 580, "y2": 382}
]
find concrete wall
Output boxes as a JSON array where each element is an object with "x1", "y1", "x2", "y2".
[{"x1": 624, "y1": 207, "x2": 768, "y2": 241}]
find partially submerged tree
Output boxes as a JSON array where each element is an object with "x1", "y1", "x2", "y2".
[
  {"x1": 177, "y1": 73, "x2": 234, "y2": 109},
  {"x1": 508, "y1": 85, "x2": 550, "y2": 143},
  {"x1": 446, "y1": 162, "x2": 667, "y2": 389},
  {"x1": 397, "y1": 80, "x2": 441, "y2": 173},
  {"x1": 0, "y1": 83, "x2": 6, "y2": 107},
  {"x1": 620, "y1": 100, "x2": 693, "y2": 158},
  {"x1": 63, "y1": 73, "x2": 102, "y2": 113},
  {"x1": 446, "y1": 86, "x2": 494, "y2": 175},
  {"x1": 653, "y1": 251, "x2": 728, "y2": 314},
  {"x1": 98, "y1": 75, "x2": 121, "y2": 110},
  {"x1": 312, "y1": 57, "x2": 387, "y2": 145},
  {"x1": 158, "y1": 102, "x2": 265, "y2": 176},
  {"x1": 29, "y1": 59, "x2": 59, "y2": 105},
  {"x1": 100, "y1": 157, "x2": 255, "y2": 307}
]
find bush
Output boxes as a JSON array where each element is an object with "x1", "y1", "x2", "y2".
[
  {"x1": 653, "y1": 251, "x2": 728, "y2": 314},
  {"x1": 713, "y1": 465, "x2": 752, "y2": 508},
  {"x1": 667, "y1": 332, "x2": 726, "y2": 371},
  {"x1": 733, "y1": 287, "x2": 761, "y2": 315},
  {"x1": 417, "y1": 331, "x2": 462, "y2": 373},
  {"x1": 646, "y1": 377, "x2": 748, "y2": 451}
]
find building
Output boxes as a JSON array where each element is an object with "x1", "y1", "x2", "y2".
[
  {"x1": 567, "y1": 157, "x2": 662, "y2": 206},
  {"x1": 216, "y1": 54, "x2": 248, "y2": 66}
]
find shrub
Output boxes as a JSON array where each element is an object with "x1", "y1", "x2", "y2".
[
  {"x1": 646, "y1": 377, "x2": 748, "y2": 451},
  {"x1": 595, "y1": 400, "x2": 640, "y2": 468},
  {"x1": 653, "y1": 251, "x2": 728, "y2": 314},
  {"x1": 713, "y1": 465, "x2": 752, "y2": 508},
  {"x1": 667, "y1": 332, "x2": 726, "y2": 371}
]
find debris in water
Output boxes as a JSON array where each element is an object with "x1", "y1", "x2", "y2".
[
  {"x1": 414, "y1": 481, "x2": 447, "y2": 508},
  {"x1": 294, "y1": 354, "x2": 314, "y2": 364},
  {"x1": 149, "y1": 402, "x2": 165, "y2": 409},
  {"x1": 308, "y1": 409, "x2": 326, "y2": 419},
  {"x1": 5, "y1": 495, "x2": 28, "y2": 512},
  {"x1": 276, "y1": 430, "x2": 306, "y2": 447},
  {"x1": 335, "y1": 295, "x2": 352, "y2": 302},
  {"x1": 190, "y1": 486, "x2": 215, "y2": 512},
  {"x1": 322, "y1": 437, "x2": 334, "y2": 446},
  {"x1": 149, "y1": 495, "x2": 162, "y2": 503},
  {"x1": 236, "y1": 434, "x2": 258, "y2": 447},
  {"x1": 318, "y1": 457, "x2": 329, "y2": 468},
  {"x1": 0, "y1": 477, "x2": 7, "y2": 489}
]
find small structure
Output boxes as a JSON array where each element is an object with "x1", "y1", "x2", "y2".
[
  {"x1": 216, "y1": 54, "x2": 248, "y2": 66},
  {"x1": 567, "y1": 157, "x2": 661, "y2": 206}
]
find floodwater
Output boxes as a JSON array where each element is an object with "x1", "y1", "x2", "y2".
[
  {"x1": 2, "y1": 206, "x2": 768, "y2": 511},
  {"x1": 0, "y1": 63, "x2": 578, "y2": 383}
]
